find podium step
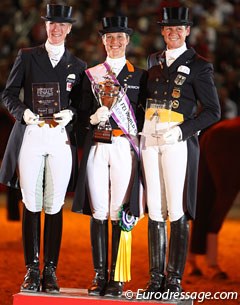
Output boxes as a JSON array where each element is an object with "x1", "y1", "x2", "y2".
[{"x1": 13, "y1": 288, "x2": 193, "y2": 305}]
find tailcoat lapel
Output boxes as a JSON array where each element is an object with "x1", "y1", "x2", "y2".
[
  {"x1": 168, "y1": 48, "x2": 196, "y2": 73},
  {"x1": 32, "y1": 45, "x2": 57, "y2": 79}
]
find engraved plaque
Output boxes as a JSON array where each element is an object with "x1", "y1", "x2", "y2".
[
  {"x1": 145, "y1": 98, "x2": 172, "y2": 138},
  {"x1": 32, "y1": 82, "x2": 60, "y2": 119}
]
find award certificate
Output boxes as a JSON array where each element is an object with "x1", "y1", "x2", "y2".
[{"x1": 32, "y1": 82, "x2": 60, "y2": 119}]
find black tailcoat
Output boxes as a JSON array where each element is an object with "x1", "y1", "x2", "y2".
[
  {"x1": 147, "y1": 48, "x2": 221, "y2": 219},
  {"x1": 72, "y1": 63, "x2": 148, "y2": 217},
  {"x1": 0, "y1": 45, "x2": 86, "y2": 191}
]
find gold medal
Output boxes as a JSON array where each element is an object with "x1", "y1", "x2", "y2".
[
  {"x1": 172, "y1": 100, "x2": 179, "y2": 109},
  {"x1": 172, "y1": 88, "x2": 181, "y2": 99}
]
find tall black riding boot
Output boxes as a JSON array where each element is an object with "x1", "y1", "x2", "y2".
[
  {"x1": 88, "y1": 218, "x2": 108, "y2": 296},
  {"x1": 165, "y1": 214, "x2": 189, "y2": 293},
  {"x1": 104, "y1": 221, "x2": 123, "y2": 298},
  {"x1": 20, "y1": 206, "x2": 41, "y2": 292},
  {"x1": 7, "y1": 187, "x2": 21, "y2": 221},
  {"x1": 42, "y1": 208, "x2": 62, "y2": 293},
  {"x1": 144, "y1": 218, "x2": 166, "y2": 294}
]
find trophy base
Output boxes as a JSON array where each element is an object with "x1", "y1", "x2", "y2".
[{"x1": 93, "y1": 129, "x2": 112, "y2": 143}]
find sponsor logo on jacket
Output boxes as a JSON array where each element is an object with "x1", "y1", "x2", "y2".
[{"x1": 127, "y1": 85, "x2": 140, "y2": 89}]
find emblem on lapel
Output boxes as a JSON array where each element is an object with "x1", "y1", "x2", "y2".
[
  {"x1": 174, "y1": 74, "x2": 186, "y2": 86},
  {"x1": 177, "y1": 65, "x2": 190, "y2": 74},
  {"x1": 172, "y1": 88, "x2": 181, "y2": 99},
  {"x1": 124, "y1": 74, "x2": 133, "y2": 82},
  {"x1": 66, "y1": 74, "x2": 76, "y2": 91},
  {"x1": 172, "y1": 100, "x2": 179, "y2": 109}
]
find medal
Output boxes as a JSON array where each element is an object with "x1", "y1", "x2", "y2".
[
  {"x1": 172, "y1": 100, "x2": 179, "y2": 109},
  {"x1": 172, "y1": 88, "x2": 181, "y2": 99}
]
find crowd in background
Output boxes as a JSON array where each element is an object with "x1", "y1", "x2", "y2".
[{"x1": 0, "y1": 0, "x2": 240, "y2": 118}]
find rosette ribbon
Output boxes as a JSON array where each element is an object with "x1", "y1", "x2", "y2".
[{"x1": 114, "y1": 204, "x2": 138, "y2": 282}]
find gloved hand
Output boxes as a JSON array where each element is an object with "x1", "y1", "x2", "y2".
[
  {"x1": 162, "y1": 126, "x2": 182, "y2": 145},
  {"x1": 53, "y1": 109, "x2": 73, "y2": 127},
  {"x1": 23, "y1": 109, "x2": 44, "y2": 125},
  {"x1": 90, "y1": 106, "x2": 110, "y2": 125}
]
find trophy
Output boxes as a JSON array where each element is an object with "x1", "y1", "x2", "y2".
[
  {"x1": 144, "y1": 98, "x2": 172, "y2": 143},
  {"x1": 92, "y1": 77, "x2": 127, "y2": 143},
  {"x1": 32, "y1": 82, "x2": 60, "y2": 119}
]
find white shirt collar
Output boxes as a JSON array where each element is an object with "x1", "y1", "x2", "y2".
[
  {"x1": 106, "y1": 56, "x2": 126, "y2": 76},
  {"x1": 165, "y1": 43, "x2": 187, "y2": 65},
  {"x1": 45, "y1": 40, "x2": 65, "y2": 60}
]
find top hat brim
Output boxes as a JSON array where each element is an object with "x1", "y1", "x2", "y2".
[
  {"x1": 99, "y1": 27, "x2": 133, "y2": 36},
  {"x1": 41, "y1": 16, "x2": 76, "y2": 23},
  {"x1": 157, "y1": 20, "x2": 193, "y2": 26}
]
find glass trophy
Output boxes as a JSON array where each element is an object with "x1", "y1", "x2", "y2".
[
  {"x1": 145, "y1": 98, "x2": 172, "y2": 143},
  {"x1": 91, "y1": 77, "x2": 127, "y2": 143},
  {"x1": 32, "y1": 82, "x2": 60, "y2": 119}
]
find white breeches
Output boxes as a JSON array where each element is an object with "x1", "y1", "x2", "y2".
[
  {"x1": 18, "y1": 124, "x2": 72, "y2": 214},
  {"x1": 141, "y1": 140, "x2": 187, "y2": 222},
  {"x1": 86, "y1": 136, "x2": 136, "y2": 221}
]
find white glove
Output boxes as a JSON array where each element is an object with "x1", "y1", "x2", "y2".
[
  {"x1": 53, "y1": 109, "x2": 73, "y2": 127},
  {"x1": 162, "y1": 126, "x2": 182, "y2": 145},
  {"x1": 23, "y1": 109, "x2": 44, "y2": 125},
  {"x1": 90, "y1": 106, "x2": 110, "y2": 125}
]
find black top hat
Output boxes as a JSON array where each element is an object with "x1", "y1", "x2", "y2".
[
  {"x1": 158, "y1": 7, "x2": 193, "y2": 26},
  {"x1": 99, "y1": 16, "x2": 133, "y2": 36},
  {"x1": 41, "y1": 4, "x2": 76, "y2": 23}
]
